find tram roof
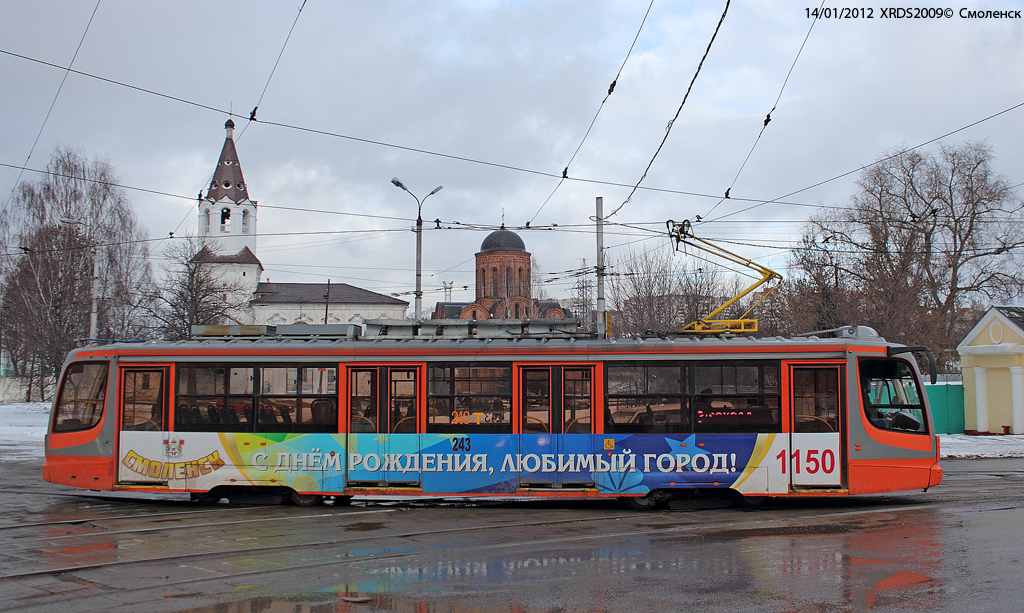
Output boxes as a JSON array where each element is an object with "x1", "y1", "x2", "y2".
[{"x1": 67, "y1": 323, "x2": 904, "y2": 359}]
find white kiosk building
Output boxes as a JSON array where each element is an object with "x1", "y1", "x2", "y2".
[{"x1": 956, "y1": 306, "x2": 1024, "y2": 435}]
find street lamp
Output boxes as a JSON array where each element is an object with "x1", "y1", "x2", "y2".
[
  {"x1": 60, "y1": 217, "x2": 100, "y2": 340},
  {"x1": 391, "y1": 178, "x2": 442, "y2": 321}
]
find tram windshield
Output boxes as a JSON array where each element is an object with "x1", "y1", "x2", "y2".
[
  {"x1": 53, "y1": 361, "x2": 109, "y2": 432},
  {"x1": 859, "y1": 358, "x2": 927, "y2": 434}
]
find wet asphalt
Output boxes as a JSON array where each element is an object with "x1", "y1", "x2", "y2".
[{"x1": 1, "y1": 458, "x2": 1022, "y2": 612}]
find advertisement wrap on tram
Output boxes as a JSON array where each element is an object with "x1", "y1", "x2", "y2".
[{"x1": 116, "y1": 430, "x2": 829, "y2": 497}]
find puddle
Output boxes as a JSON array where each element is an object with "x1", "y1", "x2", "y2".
[{"x1": 345, "y1": 522, "x2": 386, "y2": 532}]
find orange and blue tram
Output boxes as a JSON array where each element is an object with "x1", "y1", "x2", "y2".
[{"x1": 43, "y1": 322, "x2": 943, "y2": 509}]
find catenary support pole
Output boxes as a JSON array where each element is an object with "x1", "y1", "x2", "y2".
[
  {"x1": 596, "y1": 197, "x2": 606, "y2": 338},
  {"x1": 89, "y1": 246, "x2": 99, "y2": 340}
]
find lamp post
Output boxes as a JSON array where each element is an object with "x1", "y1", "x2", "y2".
[
  {"x1": 60, "y1": 217, "x2": 100, "y2": 340},
  {"x1": 391, "y1": 178, "x2": 442, "y2": 321}
]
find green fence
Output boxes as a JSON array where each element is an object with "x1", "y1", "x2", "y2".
[{"x1": 924, "y1": 383, "x2": 965, "y2": 434}]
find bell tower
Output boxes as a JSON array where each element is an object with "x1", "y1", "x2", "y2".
[{"x1": 199, "y1": 118, "x2": 257, "y2": 255}]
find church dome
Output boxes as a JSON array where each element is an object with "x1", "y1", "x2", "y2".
[{"x1": 480, "y1": 229, "x2": 526, "y2": 253}]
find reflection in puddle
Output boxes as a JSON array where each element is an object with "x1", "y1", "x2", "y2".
[
  {"x1": 178, "y1": 595, "x2": 533, "y2": 612},
  {"x1": 742, "y1": 508, "x2": 945, "y2": 610},
  {"x1": 179, "y1": 508, "x2": 946, "y2": 612}
]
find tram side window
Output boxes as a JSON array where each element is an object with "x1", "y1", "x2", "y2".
[
  {"x1": 859, "y1": 358, "x2": 928, "y2": 434},
  {"x1": 53, "y1": 362, "x2": 109, "y2": 432},
  {"x1": 122, "y1": 370, "x2": 164, "y2": 431},
  {"x1": 605, "y1": 363, "x2": 689, "y2": 434},
  {"x1": 428, "y1": 363, "x2": 512, "y2": 433},
  {"x1": 175, "y1": 365, "x2": 254, "y2": 432},
  {"x1": 350, "y1": 369, "x2": 377, "y2": 433},
  {"x1": 693, "y1": 362, "x2": 781, "y2": 433},
  {"x1": 563, "y1": 368, "x2": 592, "y2": 434},
  {"x1": 792, "y1": 368, "x2": 840, "y2": 433},
  {"x1": 389, "y1": 370, "x2": 418, "y2": 433},
  {"x1": 257, "y1": 366, "x2": 338, "y2": 433}
]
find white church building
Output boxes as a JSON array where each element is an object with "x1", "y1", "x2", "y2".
[{"x1": 197, "y1": 119, "x2": 408, "y2": 325}]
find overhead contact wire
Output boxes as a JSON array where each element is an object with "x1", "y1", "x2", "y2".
[
  {"x1": 707, "y1": 99, "x2": 1024, "y2": 223},
  {"x1": 238, "y1": 0, "x2": 308, "y2": 140},
  {"x1": 528, "y1": 0, "x2": 656, "y2": 224},
  {"x1": 608, "y1": 0, "x2": 730, "y2": 219},
  {"x1": 2, "y1": 46, "x2": 1020, "y2": 223},
  {"x1": 702, "y1": 0, "x2": 825, "y2": 221},
  {"x1": 1, "y1": 0, "x2": 102, "y2": 215}
]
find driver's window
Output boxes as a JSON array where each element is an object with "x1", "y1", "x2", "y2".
[
  {"x1": 859, "y1": 358, "x2": 928, "y2": 434},
  {"x1": 122, "y1": 370, "x2": 164, "y2": 431}
]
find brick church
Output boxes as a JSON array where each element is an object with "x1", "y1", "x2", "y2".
[{"x1": 431, "y1": 228, "x2": 568, "y2": 320}]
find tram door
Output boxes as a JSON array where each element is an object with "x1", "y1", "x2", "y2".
[
  {"x1": 789, "y1": 365, "x2": 843, "y2": 488},
  {"x1": 346, "y1": 366, "x2": 421, "y2": 486},
  {"x1": 117, "y1": 367, "x2": 169, "y2": 484},
  {"x1": 519, "y1": 366, "x2": 595, "y2": 488}
]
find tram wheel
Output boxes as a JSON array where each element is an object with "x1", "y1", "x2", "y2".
[
  {"x1": 289, "y1": 490, "x2": 324, "y2": 507},
  {"x1": 731, "y1": 491, "x2": 768, "y2": 510},
  {"x1": 192, "y1": 488, "x2": 224, "y2": 505},
  {"x1": 619, "y1": 492, "x2": 662, "y2": 511}
]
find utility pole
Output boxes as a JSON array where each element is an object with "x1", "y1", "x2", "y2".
[
  {"x1": 89, "y1": 246, "x2": 99, "y2": 339},
  {"x1": 61, "y1": 217, "x2": 100, "y2": 340},
  {"x1": 323, "y1": 279, "x2": 331, "y2": 324},
  {"x1": 595, "y1": 197, "x2": 607, "y2": 338}
]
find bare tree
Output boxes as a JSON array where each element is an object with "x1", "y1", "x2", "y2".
[
  {"x1": 793, "y1": 142, "x2": 1024, "y2": 366},
  {"x1": 785, "y1": 228, "x2": 857, "y2": 334},
  {"x1": 530, "y1": 255, "x2": 548, "y2": 301},
  {"x1": 745, "y1": 280, "x2": 794, "y2": 337},
  {"x1": 1, "y1": 225, "x2": 90, "y2": 396},
  {"x1": 610, "y1": 242, "x2": 785, "y2": 337},
  {"x1": 677, "y1": 261, "x2": 727, "y2": 327},
  {"x1": 105, "y1": 233, "x2": 159, "y2": 340},
  {"x1": 148, "y1": 235, "x2": 251, "y2": 340},
  {"x1": 0, "y1": 147, "x2": 154, "y2": 392},
  {"x1": 609, "y1": 246, "x2": 685, "y2": 336}
]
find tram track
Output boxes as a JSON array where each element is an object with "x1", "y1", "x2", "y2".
[
  {"x1": 3, "y1": 506, "x2": 402, "y2": 545},
  {"x1": 0, "y1": 489, "x2": 947, "y2": 547},
  {"x1": 0, "y1": 495, "x2": 603, "y2": 535},
  {"x1": 0, "y1": 506, "x2": 244, "y2": 532},
  {"x1": 0, "y1": 494, "x2": 368, "y2": 531},
  {"x1": 0, "y1": 501, "x2": 944, "y2": 612},
  {"x1": 0, "y1": 501, "x2": 933, "y2": 582}
]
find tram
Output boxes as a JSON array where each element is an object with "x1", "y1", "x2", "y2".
[{"x1": 43, "y1": 320, "x2": 943, "y2": 509}]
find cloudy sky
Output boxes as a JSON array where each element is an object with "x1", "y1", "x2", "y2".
[{"x1": 1, "y1": 1, "x2": 1021, "y2": 313}]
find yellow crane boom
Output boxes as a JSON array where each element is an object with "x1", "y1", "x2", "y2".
[{"x1": 667, "y1": 219, "x2": 782, "y2": 334}]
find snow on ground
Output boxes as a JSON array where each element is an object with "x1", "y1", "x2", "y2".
[
  {"x1": 2, "y1": 402, "x2": 1022, "y2": 462},
  {"x1": 938, "y1": 434, "x2": 1024, "y2": 459},
  {"x1": 0, "y1": 402, "x2": 50, "y2": 462}
]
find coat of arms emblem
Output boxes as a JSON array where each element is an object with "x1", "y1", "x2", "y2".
[{"x1": 164, "y1": 437, "x2": 184, "y2": 458}]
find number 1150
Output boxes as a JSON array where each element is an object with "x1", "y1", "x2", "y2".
[{"x1": 777, "y1": 448, "x2": 836, "y2": 474}]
